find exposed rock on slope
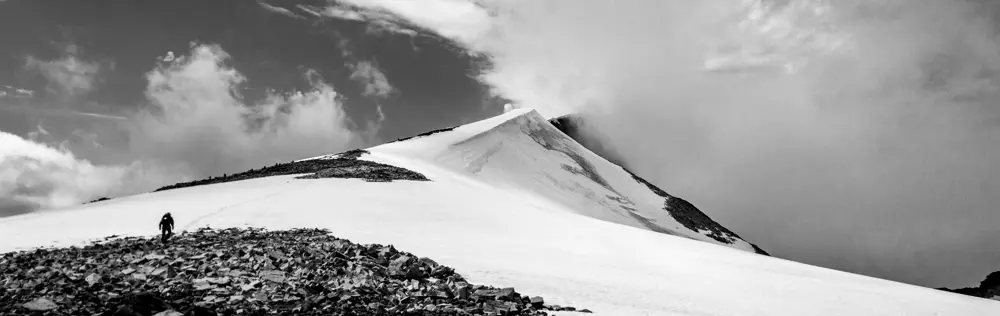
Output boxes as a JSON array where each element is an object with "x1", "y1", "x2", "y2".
[
  {"x1": 155, "y1": 149, "x2": 429, "y2": 192},
  {"x1": 391, "y1": 126, "x2": 459, "y2": 143},
  {"x1": 0, "y1": 227, "x2": 589, "y2": 315},
  {"x1": 938, "y1": 271, "x2": 1000, "y2": 301},
  {"x1": 549, "y1": 115, "x2": 769, "y2": 255},
  {"x1": 623, "y1": 168, "x2": 769, "y2": 255}
]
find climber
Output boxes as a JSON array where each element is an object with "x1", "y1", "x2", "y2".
[{"x1": 159, "y1": 212, "x2": 174, "y2": 243}]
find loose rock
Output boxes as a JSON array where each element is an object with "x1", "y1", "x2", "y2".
[
  {"x1": 1, "y1": 227, "x2": 590, "y2": 315},
  {"x1": 22, "y1": 297, "x2": 58, "y2": 311}
]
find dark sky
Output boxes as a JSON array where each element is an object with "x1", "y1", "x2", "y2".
[
  {"x1": 0, "y1": 0, "x2": 502, "y2": 140},
  {"x1": 0, "y1": 0, "x2": 505, "y2": 216},
  {"x1": 3, "y1": 0, "x2": 1000, "y2": 292}
]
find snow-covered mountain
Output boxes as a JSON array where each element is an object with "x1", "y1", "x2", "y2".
[{"x1": 2, "y1": 108, "x2": 997, "y2": 315}]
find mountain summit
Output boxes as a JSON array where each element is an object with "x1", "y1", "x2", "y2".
[{"x1": 1, "y1": 108, "x2": 996, "y2": 315}]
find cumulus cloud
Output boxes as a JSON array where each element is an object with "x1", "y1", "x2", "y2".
[
  {"x1": 0, "y1": 131, "x2": 182, "y2": 217},
  {"x1": 1, "y1": 43, "x2": 373, "y2": 215},
  {"x1": 127, "y1": 43, "x2": 367, "y2": 178},
  {"x1": 349, "y1": 60, "x2": 395, "y2": 98},
  {"x1": 373, "y1": 0, "x2": 1000, "y2": 287}
]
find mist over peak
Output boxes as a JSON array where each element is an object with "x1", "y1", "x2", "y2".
[{"x1": 353, "y1": 0, "x2": 1000, "y2": 288}]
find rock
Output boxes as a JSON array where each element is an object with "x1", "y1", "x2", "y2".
[
  {"x1": 418, "y1": 257, "x2": 439, "y2": 268},
  {"x1": 252, "y1": 291, "x2": 268, "y2": 302},
  {"x1": 580, "y1": 308, "x2": 593, "y2": 313},
  {"x1": 483, "y1": 300, "x2": 518, "y2": 314},
  {"x1": 22, "y1": 297, "x2": 58, "y2": 311},
  {"x1": 427, "y1": 289, "x2": 450, "y2": 298},
  {"x1": 404, "y1": 265, "x2": 426, "y2": 279},
  {"x1": 260, "y1": 270, "x2": 286, "y2": 283},
  {"x1": 530, "y1": 296, "x2": 544, "y2": 308},
  {"x1": 115, "y1": 305, "x2": 141, "y2": 316},
  {"x1": 240, "y1": 281, "x2": 260, "y2": 291},
  {"x1": 474, "y1": 289, "x2": 500, "y2": 298},
  {"x1": 206, "y1": 277, "x2": 230, "y2": 285},
  {"x1": 139, "y1": 265, "x2": 156, "y2": 274},
  {"x1": 0, "y1": 227, "x2": 583, "y2": 316},
  {"x1": 388, "y1": 256, "x2": 411, "y2": 276},
  {"x1": 456, "y1": 284, "x2": 471, "y2": 300},
  {"x1": 192, "y1": 278, "x2": 213, "y2": 290},
  {"x1": 85, "y1": 273, "x2": 102, "y2": 286},
  {"x1": 268, "y1": 250, "x2": 286, "y2": 260},
  {"x1": 144, "y1": 254, "x2": 167, "y2": 261},
  {"x1": 496, "y1": 287, "x2": 517, "y2": 301}
]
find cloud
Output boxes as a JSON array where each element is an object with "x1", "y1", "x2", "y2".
[
  {"x1": 24, "y1": 50, "x2": 101, "y2": 98},
  {"x1": 378, "y1": 0, "x2": 1000, "y2": 287},
  {"x1": 126, "y1": 43, "x2": 368, "y2": 178},
  {"x1": 1, "y1": 43, "x2": 374, "y2": 215},
  {"x1": 304, "y1": 3, "x2": 432, "y2": 37},
  {"x1": 0, "y1": 86, "x2": 28, "y2": 99},
  {"x1": 258, "y1": 1, "x2": 306, "y2": 19},
  {"x1": 336, "y1": 0, "x2": 492, "y2": 43},
  {"x1": 0, "y1": 104, "x2": 128, "y2": 120},
  {"x1": 26, "y1": 123, "x2": 50, "y2": 141},
  {"x1": 348, "y1": 60, "x2": 395, "y2": 98},
  {"x1": 0, "y1": 130, "x2": 181, "y2": 216}
]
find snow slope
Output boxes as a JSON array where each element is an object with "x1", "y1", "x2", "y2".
[{"x1": 2, "y1": 108, "x2": 997, "y2": 315}]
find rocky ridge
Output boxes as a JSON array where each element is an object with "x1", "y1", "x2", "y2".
[
  {"x1": 154, "y1": 149, "x2": 430, "y2": 192},
  {"x1": 938, "y1": 271, "x2": 1000, "y2": 301},
  {"x1": 1, "y1": 227, "x2": 590, "y2": 315}
]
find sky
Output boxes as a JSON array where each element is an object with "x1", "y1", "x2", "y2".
[
  {"x1": 2, "y1": 0, "x2": 999, "y2": 290},
  {"x1": 0, "y1": 0, "x2": 505, "y2": 214}
]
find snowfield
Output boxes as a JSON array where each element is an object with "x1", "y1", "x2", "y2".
[{"x1": 2, "y1": 108, "x2": 997, "y2": 315}]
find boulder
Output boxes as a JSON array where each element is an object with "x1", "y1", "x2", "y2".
[
  {"x1": 455, "y1": 284, "x2": 471, "y2": 300},
  {"x1": 529, "y1": 296, "x2": 544, "y2": 308},
  {"x1": 22, "y1": 298, "x2": 58, "y2": 311},
  {"x1": 86, "y1": 273, "x2": 102, "y2": 286},
  {"x1": 388, "y1": 255, "x2": 411, "y2": 276},
  {"x1": 259, "y1": 270, "x2": 286, "y2": 283},
  {"x1": 496, "y1": 287, "x2": 517, "y2": 301}
]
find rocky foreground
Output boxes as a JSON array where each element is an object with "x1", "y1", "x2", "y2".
[{"x1": 0, "y1": 228, "x2": 591, "y2": 315}]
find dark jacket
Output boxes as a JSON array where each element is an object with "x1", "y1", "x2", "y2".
[{"x1": 159, "y1": 215, "x2": 174, "y2": 231}]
